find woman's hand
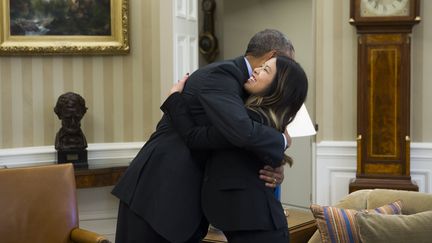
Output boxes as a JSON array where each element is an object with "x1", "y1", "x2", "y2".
[
  {"x1": 259, "y1": 165, "x2": 284, "y2": 188},
  {"x1": 169, "y1": 73, "x2": 189, "y2": 95}
]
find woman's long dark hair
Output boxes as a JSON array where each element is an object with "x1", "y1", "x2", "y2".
[{"x1": 245, "y1": 56, "x2": 308, "y2": 166}]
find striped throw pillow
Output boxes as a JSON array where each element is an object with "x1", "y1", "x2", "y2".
[{"x1": 310, "y1": 200, "x2": 403, "y2": 243}]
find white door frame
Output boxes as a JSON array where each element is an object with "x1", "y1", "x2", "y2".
[{"x1": 173, "y1": 0, "x2": 199, "y2": 81}]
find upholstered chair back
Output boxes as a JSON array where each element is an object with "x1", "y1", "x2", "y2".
[{"x1": 0, "y1": 164, "x2": 78, "y2": 243}]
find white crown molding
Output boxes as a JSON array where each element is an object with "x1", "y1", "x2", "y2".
[{"x1": 0, "y1": 142, "x2": 145, "y2": 168}]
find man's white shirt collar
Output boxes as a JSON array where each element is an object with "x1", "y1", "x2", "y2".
[{"x1": 244, "y1": 57, "x2": 253, "y2": 78}]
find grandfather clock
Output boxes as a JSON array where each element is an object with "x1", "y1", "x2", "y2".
[{"x1": 349, "y1": 0, "x2": 420, "y2": 192}]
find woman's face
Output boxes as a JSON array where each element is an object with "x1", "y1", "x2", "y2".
[{"x1": 244, "y1": 57, "x2": 277, "y2": 95}]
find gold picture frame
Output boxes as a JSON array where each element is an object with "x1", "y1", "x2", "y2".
[{"x1": 0, "y1": 0, "x2": 129, "y2": 55}]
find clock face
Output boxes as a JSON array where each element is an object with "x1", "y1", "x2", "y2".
[
  {"x1": 360, "y1": 0, "x2": 410, "y2": 17},
  {"x1": 199, "y1": 36, "x2": 212, "y2": 52},
  {"x1": 199, "y1": 33, "x2": 216, "y2": 54}
]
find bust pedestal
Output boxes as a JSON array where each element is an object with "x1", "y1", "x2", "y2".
[{"x1": 57, "y1": 149, "x2": 88, "y2": 169}]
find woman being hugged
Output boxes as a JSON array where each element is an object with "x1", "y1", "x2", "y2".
[{"x1": 163, "y1": 55, "x2": 308, "y2": 243}]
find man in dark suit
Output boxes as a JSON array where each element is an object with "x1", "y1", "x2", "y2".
[
  {"x1": 112, "y1": 29, "x2": 294, "y2": 243},
  {"x1": 163, "y1": 55, "x2": 308, "y2": 243}
]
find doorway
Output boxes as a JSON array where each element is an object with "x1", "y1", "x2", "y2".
[{"x1": 198, "y1": 0, "x2": 316, "y2": 209}]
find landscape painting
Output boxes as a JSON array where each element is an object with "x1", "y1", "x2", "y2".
[
  {"x1": 0, "y1": 0, "x2": 129, "y2": 55},
  {"x1": 10, "y1": 0, "x2": 111, "y2": 36}
]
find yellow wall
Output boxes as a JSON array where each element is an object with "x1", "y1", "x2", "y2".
[
  {"x1": 314, "y1": 0, "x2": 432, "y2": 142},
  {"x1": 412, "y1": 0, "x2": 432, "y2": 141},
  {"x1": 0, "y1": 0, "x2": 168, "y2": 149},
  {"x1": 219, "y1": 0, "x2": 315, "y2": 124},
  {"x1": 314, "y1": 0, "x2": 357, "y2": 141},
  {"x1": 1, "y1": 0, "x2": 432, "y2": 149},
  {"x1": 212, "y1": 0, "x2": 432, "y2": 143}
]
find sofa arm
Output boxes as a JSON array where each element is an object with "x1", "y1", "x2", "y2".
[{"x1": 71, "y1": 228, "x2": 111, "y2": 243}]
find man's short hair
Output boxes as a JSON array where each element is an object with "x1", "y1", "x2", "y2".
[{"x1": 245, "y1": 29, "x2": 295, "y2": 58}]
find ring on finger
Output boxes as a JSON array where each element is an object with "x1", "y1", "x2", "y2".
[{"x1": 272, "y1": 178, "x2": 277, "y2": 184}]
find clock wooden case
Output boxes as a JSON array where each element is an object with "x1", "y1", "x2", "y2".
[
  {"x1": 350, "y1": 0, "x2": 420, "y2": 33},
  {"x1": 349, "y1": 0, "x2": 420, "y2": 192}
]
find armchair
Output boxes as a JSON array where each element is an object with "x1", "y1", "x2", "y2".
[{"x1": 0, "y1": 163, "x2": 110, "y2": 243}]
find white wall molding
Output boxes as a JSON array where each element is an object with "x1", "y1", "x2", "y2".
[
  {"x1": 0, "y1": 142, "x2": 145, "y2": 168},
  {"x1": 315, "y1": 141, "x2": 357, "y2": 206},
  {"x1": 315, "y1": 141, "x2": 432, "y2": 206}
]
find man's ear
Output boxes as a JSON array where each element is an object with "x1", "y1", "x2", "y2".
[{"x1": 264, "y1": 50, "x2": 277, "y2": 60}]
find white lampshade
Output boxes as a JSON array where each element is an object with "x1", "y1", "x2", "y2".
[{"x1": 286, "y1": 104, "x2": 316, "y2": 138}]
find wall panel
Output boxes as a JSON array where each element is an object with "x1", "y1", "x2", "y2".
[{"x1": 315, "y1": 141, "x2": 432, "y2": 206}]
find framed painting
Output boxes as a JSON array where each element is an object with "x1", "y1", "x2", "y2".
[{"x1": 0, "y1": 0, "x2": 129, "y2": 55}]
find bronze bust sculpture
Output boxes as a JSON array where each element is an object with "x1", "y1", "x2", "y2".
[{"x1": 54, "y1": 92, "x2": 88, "y2": 169}]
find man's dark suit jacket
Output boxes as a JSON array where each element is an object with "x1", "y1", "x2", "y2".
[
  {"x1": 112, "y1": 57, "x2": 285, "y2": 242},
  {"x1": 162, "y1": 92, "x2": 287, "y2": 232}
]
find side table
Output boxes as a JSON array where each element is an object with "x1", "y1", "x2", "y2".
[
  {"x1": 287, "y1": 208, "x2": 317, "y2": 243},
  {"x1": 74, "y1": 166, "x2": 128, "y2": 188},
  {"x1": 202, "y1": 208, "x2": 316, "y2": 243}
]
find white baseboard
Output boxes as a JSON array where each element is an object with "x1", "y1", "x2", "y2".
[{"x1": 315, "y1": 141, "x2": 432, "y2": 206}]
